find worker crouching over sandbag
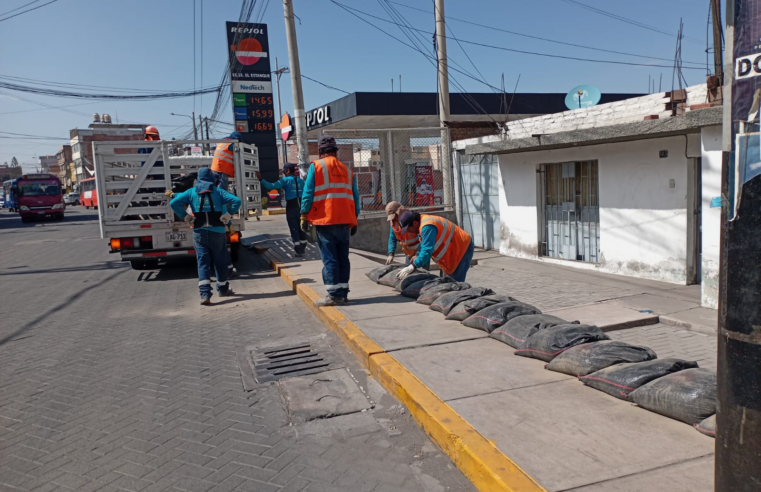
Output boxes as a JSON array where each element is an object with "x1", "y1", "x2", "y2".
[
  {"x1": 461, "y1": 301, "x2": 542, "y2": 333},
  {"x1": 445, "y1": 295, "x2": 514, "y2": 322},
  {"x1": 580, "y1": 358, "x2": 698, "y2": 400},
  {"x1": 430, "y1": 287, "x2": 495, "y2": 315},
  {"x1": 628, "y1": 368, "x2": 717, "y2": 425},
  {"x1": 514, "y1": 324, "x2": 609, "y2": 362},
  {"x1": 545, "y1": 340, "x2": 657, "y2": 377},
  {"x1": 416, "y1": 280, "x2": 472, "y2": 306},
  {"x1": 490, "y1": 314, "x2": 569, "y2": 348},
  {"x1": 378, "y1": 267, "x2": 407, "y2": 287}
]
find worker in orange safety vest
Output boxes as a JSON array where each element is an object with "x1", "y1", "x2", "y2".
[
  {"x1": 210, "y1": 131, "x2": 240, "y2": 191},
  {"x1": 300, "y1": 135, "x2": 361, "y2": 306},
  {"x1": 396, "y1": 211, "x2": 474, "y2": 282}
]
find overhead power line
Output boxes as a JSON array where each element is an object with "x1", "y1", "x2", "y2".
[
  {"x1": 0, "y1": 74, "x2": 206, "y2": 94},
  {"x1": 301, "y1": 74, "x2": 351, "y2": 94},
  {"x1": 330, "y1": 1, "x2": 705, "y2": 71},
  {"x1": 388, "y1": 0, "x2": 703, "y2": 65},
  {"x1": 0, "y1": 0, "x2": 59, "y2": 22},
  {"x1": 0, "y1": 0, "x2": 42, "y2": 17},
  {"x1": 0, "y1": 80, "x2": 222, "y2": 100},
  {"x1": 559, "y1": 0, "x2": 702, "y2": 44}
]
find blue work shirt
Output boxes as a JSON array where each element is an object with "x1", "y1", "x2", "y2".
[
  {"x1": 300, "y1": 162, "x2": 361, "y2": 217},
  {"x1": 170, "y1": 187, "x2": 242, "y2": 234},
  {"x1": 138, "y1": 146, "x2": 164, "y2": 167},
  {"x1": 260, "y1": 175, "x2": 305, "y2": 201},
  {"x1": 412, "y1": 225, "x2": 438, "y2": 269},
  {"x1": 388, "y1": 226, "x2": 398, "y2": 255}
]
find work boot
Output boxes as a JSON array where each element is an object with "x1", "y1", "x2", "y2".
[
  {"x1": 316, "y1": 295, "x2": 347, "y2": 307},
  {"x1": 219, "y1": 289, "x2": 234, "y2": 297},
  {"x1": 200, "y1": 297, "x2": 211, "y2": 306},
  {"x1": 294, "y1": 251, "x2": 304, "y2": 257}
]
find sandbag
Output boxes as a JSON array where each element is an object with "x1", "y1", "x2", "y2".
[
  {"x1": 694, "y1": 414, "x2": 716, "y2": 438},
  {"x1": 545, "y1": 340, "x2": 657, "y2": 377},
  {"x1": 489, "y1": 314, "x2": 569, "y2": 348},
  {"x1": 430, "y1": 287, "x2": 495, "y2": 315},
  {"x1": 418, "y1": 276, "x2": 457, "y2": 294},
  {"x1": 377, "y1": 267, "x2": 405, "y2": 287},
  {"x1": 629, "y1": 368, "x2": 716, "y2": 425},
  {"x1": 461, "y1": 301, "x2": 541, "y2": 333},
  {"x1": 580, "y1": 358, "x2": 699, "y2": 400},
  {"x1": 366, "y1": 265, "x2": 401, "y2": 283},
  {"x1": 400, "y1": 279, "x2": 431, "y2": 299},
  {"x1": 445, "y1": 295, "x2": 514, "y2": 321},
  {"x1": 514, "y1": 324, "x2": 609, "y2": 362},
  {"x1": 416, "y1": 282, "x2": 472, "y2": 306},
  {"x1": 395, "y1": 272, "x2": 437, "y2": 292}
]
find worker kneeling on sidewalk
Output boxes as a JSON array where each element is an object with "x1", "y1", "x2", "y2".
[
  {"x1": 396, "y1": 211, "x2": 474, "y2": 283},
  {"x1": 170, "y1": 167, "x2": 242, "y2": 305},
  {"x1": 257, "y1": 164, "x2": 307, "y2": 257},
  {"x1": 385, "y1": 201, "x2": 429, "y2": 270},
  {"x1": 300, "y1": 135, "x2": 360, "y2": 307}
]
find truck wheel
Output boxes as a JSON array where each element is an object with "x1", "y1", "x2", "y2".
[
  {"x1": 21, "y1": 217, "x2": 28, "y2": 223},
  {"x1": 230, "y1": 243, "x2": 240, "y2": 263},
  {"x1": 130, "y1": 260, "x2": 159, "y2": 270}
]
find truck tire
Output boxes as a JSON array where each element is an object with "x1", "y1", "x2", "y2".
[
  {"x1": 230, "y1": 243, "x2": 240, "y2": 263},
  {"x1": 130, "y1": 260, "x2": 159, "y2": 270}
]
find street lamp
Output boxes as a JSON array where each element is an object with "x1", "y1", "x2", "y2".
[{"x1": 170, "y1": 112, "x2": 198, "y2": 140}]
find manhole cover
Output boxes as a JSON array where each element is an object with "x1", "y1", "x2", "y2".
[{"x1": 251, "y1": 338, "x2": 342, "y2": 383}]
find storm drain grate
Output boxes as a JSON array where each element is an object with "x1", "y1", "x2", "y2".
[{"x1": 251, "y1": 339, "x2": 342, "y2": 383}]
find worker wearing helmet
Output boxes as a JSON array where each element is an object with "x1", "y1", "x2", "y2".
[
  {"x1": 385, "y1": 201, "x2": 429, "y2": 269},
  {"x1": 138, "y1": 126, "x2": 163, "y2": 212},
  {"x1": 257, "y1": 163, "x2": 308, "y2": 257},
  {"x1": 211, "y1": 131, "x2": 240, "y2": 191},
  {"x1": 300, "y1": 135, "x2": 360, "y2": 306}
]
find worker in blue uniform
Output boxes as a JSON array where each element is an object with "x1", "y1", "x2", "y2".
[{"x1": 257, "y1": 163, "x2": 308, "y2": 257}]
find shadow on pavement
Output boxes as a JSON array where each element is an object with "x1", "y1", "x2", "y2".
[
  {"x1": 211, "y1": 290, "x2": 295, "y2": 306},
  {"x1": 1, "y1": 261, "x2": 128, "y2": 276}
]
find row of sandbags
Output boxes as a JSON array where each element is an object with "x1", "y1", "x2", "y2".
[{"x1": 366, "y1": 265, "x2": 717, "y2": 436}]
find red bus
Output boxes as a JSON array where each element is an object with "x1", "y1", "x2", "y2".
[
  {"x1": 13, "y1": 173, "x2": 65, "y2": 222},
  {"x1": 80, "y1": 177, "x2": 98, "y2": 209}
]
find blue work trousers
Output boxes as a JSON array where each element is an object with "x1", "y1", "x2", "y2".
[
  {"x1": 315, "y1": 224, "x2": 351, "y2": 299},
  {"x1": 194, "y1": 229, "x2": 230, "y2": 299},
  {"x1": 286, "y1": 199, "x2": 307, "y2": 253},
  {"x1": 448, "y1": 238, "x2": 475, "y2": 283}
]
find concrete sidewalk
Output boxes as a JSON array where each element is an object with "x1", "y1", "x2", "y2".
[{"x1": 261, "y1": 240, "x2": 716, "y2": 492}]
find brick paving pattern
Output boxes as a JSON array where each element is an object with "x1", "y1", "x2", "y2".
[
  {"x1": 0, "y1": 210, "x2": 474, "y2": 492},
  {"x1": 608, "y1": 324, "x2": 717, "y2": 370}
]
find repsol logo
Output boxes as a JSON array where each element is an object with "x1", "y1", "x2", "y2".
[
  {"x1": 306, "y1": 105, "x2": 331, "y2": 128},
  {"x1": 230, "y1": 27, "x2": 264, "y2": 35},
  {"x1": 736, "y1": 53, "x2": 761, "y2": 80}
]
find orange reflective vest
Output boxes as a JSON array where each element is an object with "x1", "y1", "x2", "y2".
[
  {"x1": 420, "y1": 214, "x2": 472, "y2": 275},
  {"x1": 391, "y1": 221, "x2": 420, "y2": 257},
  {"x1": 307, "y1": 156, "x2": 357, "y2": 227},
  {"x1": 211, "y1": 142, "x2": 235, "y2": 178}
]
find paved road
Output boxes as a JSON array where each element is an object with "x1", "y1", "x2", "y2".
[{"x1": 0, "y1": 208, "x2": 475, "y2": 492}]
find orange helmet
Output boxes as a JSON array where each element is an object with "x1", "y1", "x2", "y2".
[{"x1": 145, "y1": 125, "x2": 160, "y2": 137}]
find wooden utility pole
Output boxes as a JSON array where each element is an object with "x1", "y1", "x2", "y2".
[
  {"x1": 711, "y1": 0, "x2": 723, "y2": 81},
  {"x1": 283, "y1": 0, "x2": 309, "y2": 168}
]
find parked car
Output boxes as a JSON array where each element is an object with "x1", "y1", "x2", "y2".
[{"x1": 63, "y1": 193, "x2": 80, "y2": 206}]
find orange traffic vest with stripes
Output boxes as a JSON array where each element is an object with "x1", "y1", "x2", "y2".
[
  {"x1": 391, "y1": 221, "x2": 420, "y2": 257},
  {"x1": 420, "y1": 214, "x2": 471, "y2": 275},
  {"x1": 211, "y1": 142, "x2": 235, "y2": 177},
  {"x1": 306, "y1": 156, "x2": 357, "y2": 227}
]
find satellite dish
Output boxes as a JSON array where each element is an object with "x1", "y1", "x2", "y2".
[{"x1": 565, "y1": 84, "x2": 602, "y2": 110}]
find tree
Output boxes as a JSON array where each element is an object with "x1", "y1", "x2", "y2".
[{"x1": 10, "y1": 157, "x2": 18, "y2": 168}]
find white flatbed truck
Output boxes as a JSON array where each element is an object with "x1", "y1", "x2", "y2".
[{"x1": 92, "y1": 139, "x2": 261, "y2": 270}]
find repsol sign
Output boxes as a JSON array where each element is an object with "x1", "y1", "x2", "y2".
[
  {"x1": 230, "y1": 26, "x2": 265, "y2": 35},
  {"x1": 306, "y1": 105, "x2": 331, "y2": 129},
  {"x1": 736, "y1": 53, "x2": 761, "y2": 80}
]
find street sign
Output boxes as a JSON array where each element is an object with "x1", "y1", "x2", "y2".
[
  {"x1": 280, "y1": 113, "x2": 292, "y2": 141},
  {"x1": 190, "y1": 146, "x2": 202, "y2": 157}
]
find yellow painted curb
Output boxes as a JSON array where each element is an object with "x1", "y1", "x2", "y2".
[
  {"x1": 262, "y1": 208, "x2": 286, "y2": 215},
  {"x1": 270, "y1": 258, "x2": 547, "y2": 492}
]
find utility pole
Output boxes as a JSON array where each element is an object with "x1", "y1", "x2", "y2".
[
  {"x1": 198, "y1": 114, "x2": 203, "y2": 142},
  {"x1": 716, "y1": 0, "x2": 761, "y2": 490},
  {"x1": 710, "y1": 0, "x2": 723, "y2": 81},
  {"x1": 283, "y1": 0, "x2": 309, "y2": 168},
  {"x1": 274, "y1": 57, "x2": 290, "y2": 165},
  {"x1": 434, "y1": 0, "x2": 453, "y2": 213},
  {"x1": 204, "y1": 117, "x2": 211, "y2": 154}
]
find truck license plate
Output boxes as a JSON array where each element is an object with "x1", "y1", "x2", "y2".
[
  {"x1": 166, "y1": 231, "x2": 187, "y2": 242},
  {"x1": 38, "y1": 211, "x2": 45, "y2": 214}
]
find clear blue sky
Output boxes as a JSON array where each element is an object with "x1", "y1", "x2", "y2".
[{"x1": 0, "y1": 0, "x2": 716, "y2": 170}]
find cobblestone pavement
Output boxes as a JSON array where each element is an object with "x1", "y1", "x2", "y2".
[
  {"x1": 0, "y1": 209, "x2": 475, "y2": 492},
  {"x1": 608, "y1": 324, "x2": 717, "y2": 370}
]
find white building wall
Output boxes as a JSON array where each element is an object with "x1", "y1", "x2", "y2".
[
  {"x1": 700, "y1": 125, "x2": 723, "y2": 308},
  {"x1": 498, "y1": 135, "x2": 692, "y2": 284}
]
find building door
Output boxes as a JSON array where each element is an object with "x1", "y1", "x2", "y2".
[
  {"x1": 540, "y1": 161, "x2": 599, "y2": 262},
  {"x1": 458, "y1": 152, "x2": 500, "y2": 250}
]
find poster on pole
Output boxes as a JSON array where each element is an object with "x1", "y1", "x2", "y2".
[{"x1": 225, "y1": 21, "x2": 279, "y2": 205}]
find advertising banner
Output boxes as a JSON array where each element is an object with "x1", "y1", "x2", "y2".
[
  {"x1": 226, "y1": 22, "x2": 279, "y2": 203},
  {"x1": 415, "y1": 161, "x2": 434, "y2": 206}
]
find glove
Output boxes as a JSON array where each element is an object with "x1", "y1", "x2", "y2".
[
  {"x1": 385, "y1": 254, "x2": 394, "y2": 265},
  {"x1": 184, "y1": 214, "x2": 194, "y2": 225},
  {"x1": 396, "y1": 264, "x2": 416, "y2": 280},
  {"x1": 220, "y1": 213, "x2": 232, "y2": 224},
  {"x1": 300, "y1": 216, "x2": 310, "y2": 234},
  {"x1": 350, "y1": 226, "x2": 357, "y2": 237}
]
